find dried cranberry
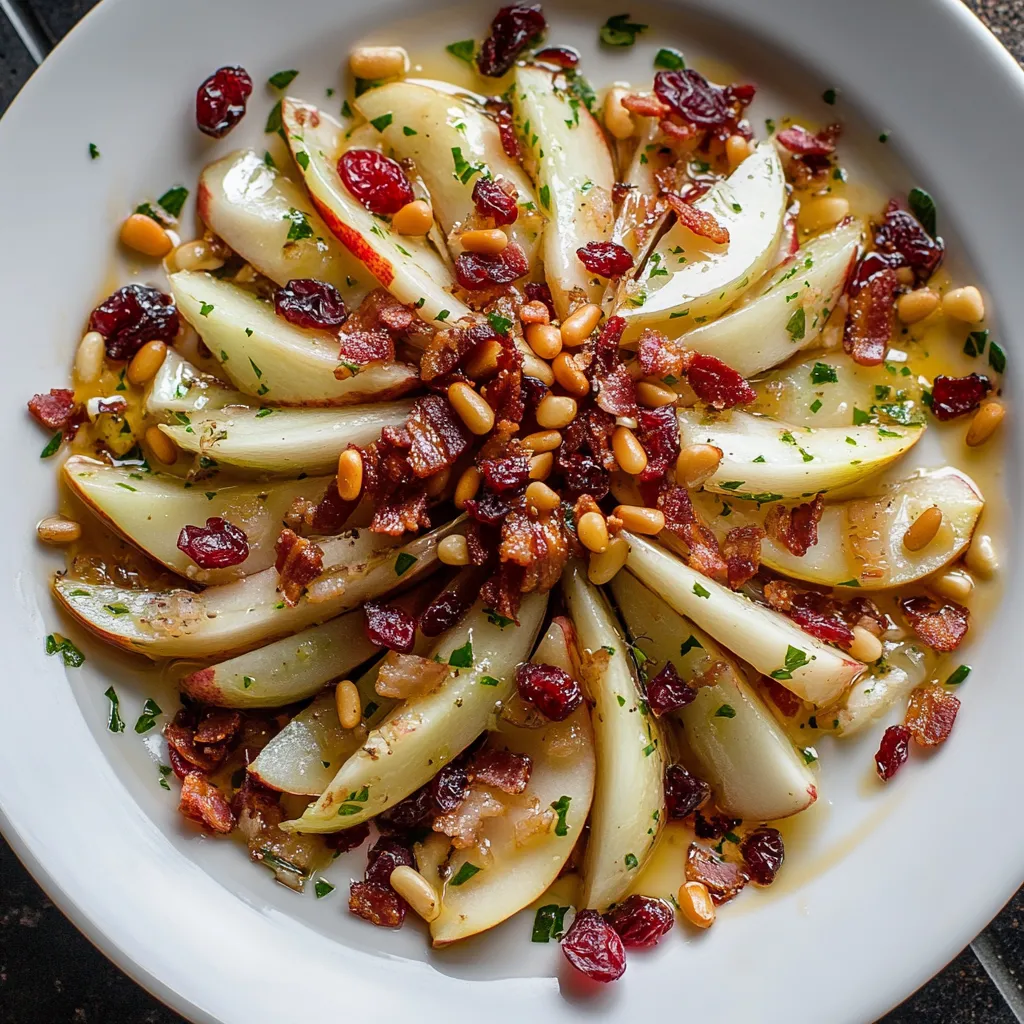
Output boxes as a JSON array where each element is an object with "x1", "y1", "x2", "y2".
[
  {"x1": 654, "y1": 69, "x2": 729, "y2": 127},
  {"x1": 521, "y1": 374, "x2": 550, "y2": 410},
  {"x1": 338, "y1": 149, "x2": 414, "y2": 215},
  {"x1": 604, "y1": 895, "x2": 675, "y2": 947},
  {"x1": 637, "y1": 405, "x2": 680, "y2": 483},
  {"x1": 472, "y1": 177, "x2": 519, "y2": 226},
  {"x1": 515, "y1": 662, "x2": 583, "y2": 721},
  {"x1": 364, "y1": 600, "x2": 417, "y2": 653},
  {"x1": 646, "y1": 661, "x2": 695, "y2": 716},
  {"x1": 419, "y1": 574, "x2": 478, "y2": 637},
  {"x1": 177, "y1": 517, "x2": 249, "y2": 569},
  {"x1": 693, "y1": 811, "x2": 740, "y2": 840},
  {"x1": 930, "y1": 373, "x2": 992, "y2": 421},
  {"x1": 477, "y1": 4, "x2": 546, "y2": 78},
  {"x1": 375, "y1": 787, "x2": 436, "y2": 835},
  {"x1": 576, "y1": 241, "x2": 635, "y2": 279},
  {"x1": 525, "y1": 282, "x2": 556, "y2": 319},
  {"x1": 687, "y1": 353, "x2": 756, "y2": 409},
  {"x1": 479, "y1": 454, "x2": 531, "y2": 492},
  {"x1": 88, "y1": 284, "x2": 179, "y2": 360},
  {"x1": 875, "y1": 200, "x2": 944, "y2": 283},
  {"x1": 875, "y1": 724, "x2": 911, "y2": 781},
  {"x1": 534, "y1": 45, "x2": 579, "y2": 68},
  {"x1": 325, "y1": 822, "x2": 371, "y2": 853},
  {"x1": 465, "y1": 488, "x2": 513, "y2": 525},
  {"x1": 741, "y1": 827, "x2": 785, "y2": 885},
  {"x1": 455, "y1": 244, "x2": 530, "y2": 289},
  {"x1": 365, "y1": 837, "x2": 414, "y2": 887},
  {"x1": 556, "y1": 450, "x2": 610, "y2": 501},
  {"x1": 195, "y1": 66, "x2": 253, "y2": 138},
  {"x1": 430, "y1": 761, "x2": 469, "y2": 813},
  {"x1": 664, "y1": 763, "x2": 710, "y2": 819},
  {"x1": 274, "y1": 279, "x2": 348, "y2": 331},
  {"x1": 485, "y1": 99, "x2": 521, "y2": 161},
  {"x1": 561, "y1": 909, "x2": 626, "y2": 983}
]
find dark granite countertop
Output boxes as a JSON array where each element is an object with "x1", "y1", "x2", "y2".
[{"x1": 1, "y1": 2, "x2": 1021, "y2": 1021}]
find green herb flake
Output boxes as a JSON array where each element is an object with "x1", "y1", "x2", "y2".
[
  {"x1": 989, "y1": 340, "x2": 1006, "y2": 374},
  {"x1": 265, "y1": 100, "x2": 284, "y2": 135},
  {"x1": 479, "y1": 675, "x2": 500, "y2": 687},
  {"x1": 88, "y1": 142, "x2": 100, "y2": 159},
  {"x1": 435, "y1": 309, "x2": 451, "y2": 322},
  {"x1": 104, "y1": 686, "x2": 125, "y2": 733},
  {"x1": 679, "y1": 635, "x2": 703, "y2": 657},
  {"x1": 801, "y1": 746, "x2": 819, "y2": 765},
  {"x1": 654, "y1": 47, "x2": 685, "y2": 70},
  {"x1": 370, "y1": 112, "x2": 394, "y2": 132},
  {"x1": 771, "y1": 645, "x2": 812, "y2": 680},
  {"x1": 531, "y1": 904, "x2": 570, "y2": 942},
  {"x1": 446, "y1": 39, "x2": 476, "y2": 64},
  {"x1": 810, "y1": 399, "x2": 823, "y2": 414},
  {"x1": 624, "y1": 852, "x2": 639, "y2": 869},
  {"x1": 786, "y1": 306, "x2": 806, "y2": 342},
  {"x1": 852, "y1": 407, "x2": 873, "y2": 426},
  {"x1": 310, "y1": 877, "x2": 335, "y2": 899},
  {"x1": 822, "y1": 87, "x2": 838, "y2": 105},
  {"x1": 550, "y1": 795, "x2": 571, "y2": 837},
  {"x1": 40, "y1": 431, "x2": 63, "y2": 459},
  {"x1": 448, "y1": 640, "x2": 473, "y2": 668},
  {"x1": 45, "y1": 633, "x2": 85, "y2": 668},
  {"x1": 394, "y1": 552, "x2": 417, "y2": 576},
  {"x1": 450, "y1": 862, "x2": 481, "y2": 886},
  {"x1": 539, "y1": 184, "x2": 551, "y2": 210},
  {"x1": 295, "y1": 151, "x2": 310, "y2": 171},
  {"x1": 908, "y1": 187, "x2": 937, "y2": 237},
  {"x1": 157, "y1": 186, "x2": 189, "y2": 219},
  {"x1": 199, "y1": 302, "x2": 214, "y2": 318},
  {"x1": 402, "y1": 125, "x2": 418, "y2": 136},
  {"x1": 715, "y1": 704, "x2": 736, "y2": 719},
  {"x1": 134, "y1": 698, "x2": 163, "y2": 734},
  {"x1": 485, "y1": 607, "x2": 514, "y2": 628},
  {"x1": 692, "y1": 582, "x2": 711, "y2": 599},
  {"x1": 878, "y1": 131, "x2": 890, "y2": 143},
  {"x1": 946, "y1": 664, "x2": 971, "y2": 686},
  {"x1": 487, "y1": 312, "x2": 513, "y2": 335},
  {"x1": 283, "y1": 207, "x2": 314, "y2": 243},
  {"x1": 242, "y1": 675, "x2": 256, "y2": 689},
  {"x1": 600, "y1": 13, "x2": 648, "y2": 45},
  {"x1": 811, "y1": 362, "x2": 838, "y2": 385},
  {"x1": 268, "y1": 69, "x2": 299, "y2": 90}
]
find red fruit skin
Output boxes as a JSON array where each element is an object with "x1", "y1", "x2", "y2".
[
  {"x1": 176, "y1": 517, "x2": 249, "y2": 569},
  {"x1": 604, "y1": 895, "x2": 675, "y2": 947},
  {"x1": 88, "y1": 284, "x2": 179, "y2": 360},
  {"x1": 515, "y1": 662, "x2": 583, "y2": 721},
  {"x1": 196, "y1": 66, "x2": 253, "y2": 138},
  {"x1": 741, "y1": 827, "x2": 785, "y2": 885},
  {"x1": 363, "y1": 600, "x2": 417, "y2": 653},
  {"x1": 310, "y1": 193, "x2": 395, "y2": 287},
  {"x1": 477, "y1": 4, "x2": 547, "y2": 77},
  {"x1": 472, "y1": 177, "x2": 520, "y2": 226},
  {"x1": 654, "y1": 69, "x2": 729, "y2": 126},
  {"x1": 275, "y1": 279, "x2": 348, "y2": 331},
  {"x1": 338, "y1": 149, "x2": 415, "y2": 215},
  {"x1": 875, "y1": 724, "x2": 911, "y2": 781},
  {"x1": 561, "y1": 909, "x2": 626, "y2": 983},
  {"x1": 576, "y1": 241, "x2": 635, "y2": 279}
]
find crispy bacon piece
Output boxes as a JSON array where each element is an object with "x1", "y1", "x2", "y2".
[
  {"x1": 194, "y1": 709, "x2": 242, "y2": 746},
  {"x1": 587, "y1": 316, "x2": 638, "y2": 418},
  {"x1": 499, "y1": 508, "x2": 569, "y2": 595},
  {"x1": 622, "y1": 92, "x2": 670, "y2": 117},
  {"x1": 28, "y1": 388, "x2": 78, "y2": 431},
  {"x1": 274, "y1": 528, "x2": 324, "y2": 606},
  {"x1": 763, "y1": 580, "x2": 855, "y2": 647},
  {"x1": 659, "y1": 118, "x2": 694, "y2": 142},
  {"x1": 904, "y1": 684, "x2": 960, "y2": 746},
  {"x1": 687, "y1": 353, "x2": 756, "y2": 409},
  {"x1": 658, "y1": 486, "x2": 727, "y2": 581},
  {"x1": 722, "y1": 525, "x2": 764, "y2": 589},
  {"x1": 349, "y1": 881, "x2": 405, "y2": 928},
  {"x1": 637, "y1": 405, "x2": 680, "y2": 483},
  {"x1": 665, "y1": 193, "x2": 730, "y2": 245},
  {"x1": 419, "y1": 321, "x2": 497, "y2": 382},
  {"x1": 179, "y1": 773, "x2": 235, "y2": 834},
  {"x1": 482, "y1": 330, "x2": 525, "y2": 424},
  {"x1": 646, "y1": 661, "x2": 696, "y2": 716},
  {"x1": 900, "y1": 596, "x2": 969, "y2": 652},
  {"x1": 843, "y1": 265, "x2": 898, "y2": 366},
  {"x1": 164, "y1": 716, "x2": 228, "y2": 773},
  {"x1": 337, "y1": 330, "x2": 394, "y2": 372},
  {"x1": 686, "y1": 843, "x2": 746, "y2": 904},
  {"x1": 480, "y1": 560, "x2": 526, "y2": 622},
  {"x1": 432, "y1": 786, "x2": 505, "y2": 848},
  {"x1": 375, "y1": 652, "x2": 449, "y2": 699},
  {"x1": 470, "y1": 747, "x2": 532, "y2": 793},
  {"x1": 404, "y1": 394, "x2": 471, "y2": 478},
  {"x1": 930, "y1": 373, "x2": 992, "y2": 421},
  {"x1": 776, "y1": 123, "x2": 839, "y2": 156},
  {"x1": 637, "y1": 329, "x2": 690, "y2": 381},
  {"x1": 764, "y1": 494, "x2": 825, "y2": 556},
  {"x1": 479, "y1": 452, "x2": 531, "y2": 491},
  {"x1": 303, "y1": 476, "x2": 358, "y2": 534}
]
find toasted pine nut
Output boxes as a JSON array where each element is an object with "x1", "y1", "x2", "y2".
[
  {"x1": 725, "y1": 133, "x2": 753, "y2": 169},
  {"x1": 560, "y1": 303, "x2": 602, "y2": 346},
  {"x1": 966, "y1": 400, "x2": 1005, "y2": 447},
  {"x1": 425, "y1": 466, "x2": 450, "y2": 499},
  {"x1": 636, "y1": 381, "x2": 677, "y2": 407},
  {"x1": 603, "y1": 87, "x2": 635, "y2": 140},
  {"x1": 438, "y1": 534, "x2": 469, "y2": 566},
  {"x1": 337, "y1": 449, "x2": 364, "y2": 501},
  {"x1": 588, "y1": 536, "x2": 628, "y2": 585},
  {"x1": 75, "y1": 331, "x2": 105, "y2": 383},
  {"x1": 335, "y1": 680, "x2": 362, "y2": 730},
  {"x1": 391, "y1": 199, "x2": 433, "y2": 236},
  {"x1": 896, "y1": 288, "x2": 939, "y2": 324},
  {"x1": 612, "y1": 426, "x2": 647, "y2": 475},
  {"x1": 847, "y1": 625, "x2": 883, "y2": 663},
  {"x1": 520, "y1": 300, "x2": 550, "y2": 325},
  {"x1": 448, "y1": 381, "x2": 495, "y2": 435},
  {"x1": 145, "y1": 426, "x2": 178, "y2": 465},
  {"x1": 389, "y1": 865, "x2": 440, "y2": 922},
  {"x1": 126, "y1": 340, "x2": 168, "y2": 386},
  {"x1": 522, "y1": 429, "x2": 562, "y2": 453},
  {"x1": 454, "y1": 466, "x2": 482, "y2": 509},
  {"x1": 36, "y1": 515, "x2": 82, "y2": 545},
  {"x1": 903, "y1": 506, "x2": 943, "y2": 552},
  {"x1": 932, "y1": 568, "x2": 974, "y2": 602},
  {"x1": 552, "y1": 352, "x2": 590, "y2": 397},
  {"x1": 799, "y1": 196, "x2": 849, "y2": 233},
  {"x1": 526, "y1": 323, "x2": 562, "y2": 360},
  {"x1": 528, "y1": 451, "x2": 553, "y2": 480},
  {"x1": 676, "y1": 443, "x2": 722, "y2": 488},
  {"x1": 942, "y1": 285, "x2": 985, "y2": 323},
  {"x1": 171, "y1": 238, "x2": 224, "y2": 273},
  {"x1": 526, "y1": 480, "x2": 561, "y2": 513},
  {"x1": 678, "y1": 881, "x2": 715, "y2": 929},
  {"x1": 521, "y1": 350, "x2": 555, "y2": 385},
  {"x1": 349, "y1": 45, "x2": 408, "y2": 81},
  {"x1": 577, "y1": 511, "x2": 609, "y2": 553},
  {"x1": 120, "y1": 212, "x2": 173, "y2": 258},
  {"x1": 464, "y1": 338, "x2": 502, "y2": 379},
  {"x1": 460, "y1": 228, "x2": 508, "y2": 254},
  {"x1": 614, "y1": 505, "x2": 665, "y2": 535},
  {"x1": 615, "y1": 415, "x2": 638, "y2": 430},
  {"x1": 965, "y1": 533, "x2": 998, "y2": 578},
  {"x1": 536, "y1": 394, "x2": 578, "y2": 430},
  {"x1": 895, "y1": 266, "x2": 915, "y2": 286}
]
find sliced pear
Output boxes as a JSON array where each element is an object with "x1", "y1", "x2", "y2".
[
  {"x1": 282, "y1": 593, "x2": 548, "y2": 833},
  {"x1": 52, "y1": 521, "x2": 455, "y2": 659},
  {"x1": 611, "y1": 118, "x2": 668, "y2": 262},
  {"x1": 622, "y1": 533, "x2": 864, "y2": 706},
  {"x1": 428, "y1": 616, "x2": 596, "y2": 945},
  {"x1": 561, "y1": 560, "x2": 665, "y2": 911},
  {"x1": 829, "y1": 644, "x2": 929, "y2": 736},
  {"x1": 512, "y1": 67, "x2": 615, "y2": 319},
  {"x1": 615, "y1": 143, "x2": 787, "y2": 340},
  {"x1": 672, "y1": 219, "x2": 862, "y2": 373},
  {"x1": 281, "y1": 98, "x2": 471, "y2": 328},
  {"x1": 196, "y1": 149, "x2": 370, "y2": 305},
  {"x1": 355, "y1": 81, "x2": 541, "y2": 263},
  {"x1": 62, "y1": 455, "x2": 330, "y2": 584},
  {"x1": 677, "y1": 408, "x2": 922, "y2": 501},
  {"x1": 146, "y1": 350, "x2": 244, "y2": 417},
  {"x1": 610, "y1": 571, "x2": 817, "y2": 819}
]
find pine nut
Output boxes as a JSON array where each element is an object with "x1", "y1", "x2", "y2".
[
  {"x1": 588, "y1": 536, "x2": 629, "y2": 585},
  {"x1": 520, "y1": 300, "x2": 550, "y2": 325},
  {"x1": 965, "y1": 533, "x2": 998, "y2": 578},
  {"x1": 725, "y1": 133, "x2": 753, "y2": 169},
  {"x1": 577, "y1": 511, "x2": 609, "y2": 553},
  {"x1": 389, "y1": 865, "x2": 440, "y2": 922},
  {"x1": 171, "y1": 238, "x2": 225, "y2": 273},
  {"x1": 896, "y1": 288, "x2": 939, "y2": 324},
  {"x1": 676, "y1": 444, "x2": 722, "y2": 488},
  {"x1": 146, "y1": 426, "x2": 178, "y2": 465},
  {"x1": 464, "y1": 339, "x2": 502, "y2": 379},
  {"x1": 438, "y1": 534, "x2": 469, "y2": 566},
  {"x1": 603, "y1": 87, "x2": 635, "y2": 140},
  {"x1": 526, "y1": 480, "x2": 561, "y2": 513},
  {"x1": 615, "y1": 415, "x2": 638, "y2": 430},
  {"x1": 847, "y1": 625, "x2": 883, "y2": 663},
  {"x1": 448, "y1": 381, "x2": 495, "y2": 435},
  {"x1": 526, "y1": 323, "x2": 562, "y2": 360},
  {"x1": 391, "y1": 199, "x2": 433, "y2": 236},
  {"x1": 337, "y1": 449, "x2": 363, "y2": 501},
  {"x1": 349, "y1": 45, "x2": 408, "y2": 81},
  {"x1": 560, "y1": 303, "x2": 602, "y2": 346},
  {"x1": 460, "y1": 228, "x2": 508, "y2": 254},
  {"x1": 552, "y1": 352, "x2": 590, "y2": 397},
  {"x1": 535, "y1": 394, "x2": 578, "y2": 430},
  {"x1": 120, "y1": 212, "x2": 173, "y2": 258},
  {"x1": 521, "y1": 350, "x2": 555, "y2": 385},
  {"x1": 454, "y1": 466, "x2": 482, "y2": 508},
  {"x1": 636, "y1": 381, "x2": 677, "y2": 407},
  {"x1": 942, "y1": 285, "x2": 985, "y2": 323},
  {"x1": 932, "y1": 568, "x2": 974, "y2": 602},
  {"x1": 75, "y1": 331, "x2": 105, "y2": 383},
  {"x1": 126, "y1": 340, "x2": 168, "y2": 386},
  {"x1": 36, "y1": 515, "x2": 82, "y2": 545},
  {"x1": 335, "y1": 680, "x2": 362, "y2": 730},
  {"x1": 612, "y1": 426, "x2": 647, "y2": 475},
  {"x1": 522, "y1": 430, "x2": 562, "y2": 453},
  {"x1": 614, "y1": 505, "x2": 665, "y2": 535},
  {"x1": 425, "y1": 466, "x2": 450, "y2": 498},
  {"x1": 903, "y1": 506, "x2": 942, "y2": 552},
  {"x1": 966, "y1": 400, "x2": 1004, "y2": 447},
  {"x1": 528, "y1": 452, "x2": 553, "y2": 480},
  {"x1": 678, "y1": 881, "x2": 715, "y2": 929},
  {"x1": 799, "y1": 196, "x2": 850, "y2": 233},
  {"x1": 895, "y1": 267, "x2": 915, "y2": 286}
]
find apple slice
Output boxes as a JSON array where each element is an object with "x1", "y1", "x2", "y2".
[
  {"x1": 674, "y1": 219, "x2": 863, "y2": 374},
  {"x1": 197, "y1": 149, "x2": 370, "y2": 305},
  {"x1": 561, "y1": 560, "x2": 665, "y2": 911},
  {"x1": 512, "y1": 67, "x2": 616, "y2": 319},
  {"x1": 52, "y1": 519, "x2": 455, "y2": 659},
  {"x1": 281, "y1": 98, "x2": 471, "y2": 328},
  {"x1": 62, "y1": 455, "x2": 331, "y2": 584},
  {"x1": 169, "y1": 271, "x2": 419, "y2": 405},
  {"x1": 355, "y1": 81, "x2": 541, "y2": 263},
  {"x1": 622, "y1": 533, "x2": 864, "y2": 705},
  {"x1": 677, "y1": 408, "x2": 923, "y2": 501},
  {"x1": 609, "y1": 570, "x2": 817, "y2": 820},
  {"x1": 615, "y1": 143, "x2": 787, "y2": 340},
  {"x1": 427, "y1": 616, "x2": 596, "y2": 945}
]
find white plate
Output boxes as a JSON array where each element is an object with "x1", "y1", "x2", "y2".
[{"x1": 0, "y1": 0, "x2": 1021, "y2": 1021}]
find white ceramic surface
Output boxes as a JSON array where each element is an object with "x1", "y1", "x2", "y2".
[{"x1": 0, "y1": 1, "x2": 1021, "y2": 1022}]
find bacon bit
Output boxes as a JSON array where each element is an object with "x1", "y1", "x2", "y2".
[
  {"x1": 637, "y1": 405, "x2": 680, "y2": 483},
  {"x1": 875, "y1": 724, "x2": 911, "y2": 781},
  {"x1": 299, "y1": 476, "x2": 358, "y2": 534},
  {"x1": 723, "y1": 525, "x2": 764, "y2": 589},
  {"x1": 762, "y1": 579, "x2": 797, "y2": 612},
  {"x1": 455, "y1": 242, "x2": 530, "y2": 290},
  {"x1": 404, "y1": 394, "x2": 471, "y2": 478},
  {"x1": 686, "y1": 843, "x2": 746, "y2": 904},
  {"x1": 764, "y1": 580, "x2": 855, "y2": 647},
  {"x1": 687, "y1": 353, "x2": 756, "y2": 409},
  {"x1": 587, "y1": 316, "x2": 639, "y2": 419},
  {"x1": 336, "y1": 330, "x2": 394, "y2": 374},
  {"x1": 349, "y1": 881, "x2": 405, "y2": 928},
  {"x1": 375, "y1": 652, "x2": 449, "y2": 699},
  {"x1": 499, "y1": 508, "x2": 570, "y2": 595},
  {"x1": 658, "y1": 486, "x2": 728, "y2": 582},
  {"x1": 179, "y1": 773, "x2": 235, "y2": 834},
  {"x1": 659, "y1": 118, "x2": 694, "y2": 142},
  {"x1": 776, "y1": 123, "x2": 840, "y2": 156},
  {"x1": 637, "y1": 329, "x2": 690, "y2": 380},
  {"x1": 364, "y1": 599, "x2": 417, "y2": 653},
  {"x1": 470, "y1": 747, "x2": 532, "y2": 793},
  {"x1": 480, "y1": 560, "x2": 526, "y2": 622},
  {"x1": 194, "y1": 709, "x2": 242, "y2": 746},
  {"x1": 419, "y1": 321, "x2": 496, "y2": 383},
  {"x1": 875, "y1": 199, "x2": 945, "y2": 284},
  {"x1": 479, "y1": 452, "x2": 531, "y2": 492},
  {"x1": 840, "y1": 596, "x2": 888, "y2": 637},
  {"x1": 482, "y1": 330, "x2": 525, "y2": 425},
  {"x1": 764, "y1": 677, "x2": 803, "y2": 717},
  {"x1": 622, "y1": 92, "x2": 670, "y2": 117},
  {"x1": 325, "y1": 822, "x2": 371, "y2": 854},
  {"x1": 764, "y1": 494, "x2": 825, "y2": 556},
  {"x1": 900, "y1": 596, "x2": 969, "y2": 652},
  {"x1": 274, "y1": 528, "x2": 324, "y2": 606},
  {"x1": 905, "y1": 684, "x2": 961, "y2": 746},
  {"x1": 930, "y1": 373, "x2": 992, "y2": 421},
  {"x1": 843, "y1": 266, "x2": 898, "y2": 366},
  {"x1": 28, "y1": 388, "x2": 78, "y2": 431},
  {"x1": 433, "y1": 786, "x2": 505, "y2": 848},
  {"x1": 164, "y1": 716, "x2": 227, "y2": 773},
  {"x1": 519, "y1": 300, "x2": 550, "y2": 325},
  {"x1": 524, "y1": 282, "x2": 556, "y2": 320},
  {"x1": 646, "y1": 661, "x2": 696, "y2": 716},
  {"x1": 665, "y1": 193, "x2": 730, "y2": 245}
]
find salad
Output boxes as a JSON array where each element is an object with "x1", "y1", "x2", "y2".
[{"x1": 29, "y1": 2, "x2": 1005, "y2": 984}]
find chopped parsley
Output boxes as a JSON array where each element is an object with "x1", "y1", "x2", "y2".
[
  {"x1": 314, "y1": 878, "x2": 335, "y2": 899},
  {"x1": 908, "y1": 187, "x2": 937, "y2": 238},
  {"x1": 539, "y1": 184, "x2": 551, "y2": 210},
  {"x1": 40, "y1": 431, "x2": 63, "y2": 459},
  {"x1": 550, "y1": 795, "x2": 571, "y2": 836},
  {"x1": 532, "y1": 904, "x2": 569, "y2": 942},
  {"x1": 88, "y1": 142, "x2": 100, "y2": 159},
  {"x1": 801, "y1": 746, "x2": 819, "y2": 765},
  {"x1": 134, "y1": 698, "x2": 162, "y2": 734},
  {"x1": 45, "y1": 633, "x2": 85, "y2": 668},
  {"x1": 679, "y1": 635, "x2": 703, "y2": 657},
  {"x1": 446, "y1": 39, "x2": 476, "y2": 64},
  {"x1": 786, "y1": 306, "x2": 806, "y2": 342},
  {"x1": 811, "y1": 362, "x2": 838, "y2": 385},
  {"x1": 268, "y1": 69, "x2": 299, "y2": 89},
  {"x1": 600, "y1": 13, "x2": 648, "y2": 46},
  {"x1": 715, "y1": 704, "x2": 736, "y2": 719},
  {"x1": 265, "y1": 100, "x2": 284, "y2": 135},
  {"x1": 487, "y1": 312, "x2": 513, "y2": 335},
  {"x1": 449, "y1": 862, "x2": 481, "y2": 886},
  {"x1": 295, "y1": 151, "x2": 310, "y2": 171},
  {"x1": 370, "y1": 112, "x2": 393, "y2": 132},
  {"x1": 654, "y1": 47, "x2": 685, "y2": 70},
  {"x1": 822, "y1": 87, "x2": 838, "y2": 105},
  {"x1": 989, "y1": 340, "x2": 1006, "y2": 374},
  {"x1": 692, "y1": 582, "x2": 711, "y2": 599},
  {"x1": 479, "y1": 675, "x2": 500, "y2": 687},
  {"x1": 104, "y1": 686, "x2": 125, "y2": 733},
  {"x1": 448, "y1": 640, "x2": 473, "y2": 668},
  {"x1": 394, "y1": 551, "x2": 417, "y2": 576},
  {"x1": 964, "y1": 330, "x2": 988, "y2": 358},
  {"x1": 337, "y1": 786, "x2": 369, "y2": 816},
  {"x1": 403, "y1": 125, "x2": 418, "y2": 136},
  {"x1": 283, "y1": 207, "x2": 313, "y2": 242},
  {"x1": 157, "y1": 186, "x2": 189, "y2": 219},
  {"x1": 199, "y1": 302, "x2": 214, "y2": 317},
  {"x1": 771, "y1": 645, "x2": 812, "y2": 680},
  {"x1": 485, "y1": 607, "x2": 514, "y2": 628},
  {"x1": 946, "y1": 664, "x2": 971, "y2": 686},
  {"x1": 624, "y1": 852, "x2": 639, "y2": 869}
]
